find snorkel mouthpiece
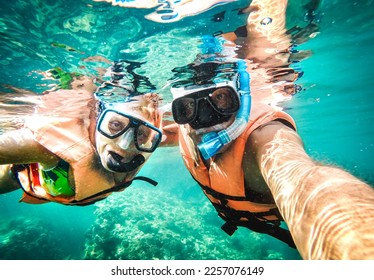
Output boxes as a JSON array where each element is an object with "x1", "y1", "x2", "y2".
[
  {"x1": 107, "y1": 153, "x2": 146, "y2": 173},
  {"x1": 197, "y1": 60, "x2": 251, "y2": 160},
  {"x1": 198, "y1": 130, "x2": 230, "y2": 160}
]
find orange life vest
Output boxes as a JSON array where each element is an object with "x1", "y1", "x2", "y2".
[
  {"x1": 179, "y1": 102, "x2": 296, "y2": 246},
  {"x1": 16, "y1": 116, "x2": 155, "y2": 206}
]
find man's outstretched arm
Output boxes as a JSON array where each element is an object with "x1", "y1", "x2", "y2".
[{"x1": 249, "y1": 121, "x2": 374, "y2": 259}]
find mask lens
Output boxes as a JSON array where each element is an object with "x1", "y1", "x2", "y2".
[
  {"x1": 172, "y1": 97, "x2": 197, "y2": 124},
  {"x1": 209, "y1": 87, "x2": 239, "y2": 114},
  {"x1": 99, "y1": 111, "x2": 131, "y2": 138},
  {"x1": 135, "y1": 124, "x2": 162, "y2": 152},
  {"x1": 172, "y1": 86, "x2": 239, "y2": 125},
  {"x1": 98, "y1": 110, "x2": 162, "y2": 152}
]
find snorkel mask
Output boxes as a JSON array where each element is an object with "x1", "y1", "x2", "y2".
[
  {"x1": 172, "y1": 59, "x2": 251, "y2": 160},
  {"x1": 172, "y1": 83, "x2": 240, "y2": 130},
  {"x1": 96, "y1": 102, "x2": 162, "y2": 173}
]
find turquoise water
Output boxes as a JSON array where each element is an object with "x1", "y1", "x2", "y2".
[{"x1": 0, "y1": 0, "x2": 373, "y2": 260}]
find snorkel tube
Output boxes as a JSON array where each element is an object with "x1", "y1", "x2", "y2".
[{"x1": 197, "y1": 60, "x2": 251, "y2": 160}]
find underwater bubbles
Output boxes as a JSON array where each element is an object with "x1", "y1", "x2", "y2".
[{"x1": 260, "y1": 17, "x2": 273, "y2": 25}]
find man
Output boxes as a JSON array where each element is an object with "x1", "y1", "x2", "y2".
[
  {"x1": 0, "y1": 62, "x2": 164, "y2": 205},
  {"x1": 168, "y1": 0, "x2": 374, "y2": 259}
]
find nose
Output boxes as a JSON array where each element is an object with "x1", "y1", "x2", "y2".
[{"x1": 117, "y1": 129, "x2": 135, "y2": 150}]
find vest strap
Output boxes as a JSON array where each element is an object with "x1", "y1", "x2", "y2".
[
  {"x1": 15, "y1": 164, "x2": 158, "y2": 206},
  {"x1": 70, "y1": 176, "x2": 158, "y2": 206},
  {"x1": 199, "y1": 181, "x2": 296, "y2": 248},
  {"x1": 200, "y1": 184, "x2": 251, "y2": 201},
  {"x1": 214, "y1": 201, "x2": 296, "y2": 248}
]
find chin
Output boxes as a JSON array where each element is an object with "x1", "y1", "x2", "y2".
[
  {"x1": 193, "y1": 121, "x2": 231, "y2": 136},
  {"x1": 100, "y1": 158, "x2": 112, "y2": 172}
]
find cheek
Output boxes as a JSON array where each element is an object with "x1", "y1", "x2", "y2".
[{"x1": 95, "y1": 133, "x2": 111, "y2": 154}]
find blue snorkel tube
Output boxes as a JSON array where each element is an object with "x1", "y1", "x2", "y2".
[{"x1": 198, "y1": 60, "x2": 251, "y2": 160}]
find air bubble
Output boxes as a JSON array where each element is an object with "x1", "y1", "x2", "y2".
[{"x1": 260, "y1": 17, "x2": 272, "y2": 25}]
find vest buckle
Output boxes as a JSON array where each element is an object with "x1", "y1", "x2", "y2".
[{"x1": 221, "y1": 222, "x2": 237, "y2": 236}]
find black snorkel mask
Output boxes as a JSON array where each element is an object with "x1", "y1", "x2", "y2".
[
  {"x1": 172, "y1": 84, "x2": 240, "y2": 130},
  {"x1": 171, "y1": 59, "x2": 251, "y2": 160},
  {"x1": 96, "y1": 104, "x2": 162, "y2": 173}
]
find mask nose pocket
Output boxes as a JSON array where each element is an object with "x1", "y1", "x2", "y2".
[
  {"x1": 190, "y1": 100, "x2": 215, "y2": 129},
  {"x1": 190, "y1": 99, "x2": 232, "y2": 129},
  {"x1": 117, "y1": 129, "x2": 134, "y2": 150}
]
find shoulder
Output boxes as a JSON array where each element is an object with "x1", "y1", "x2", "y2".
[
  {"x1": 241, "y1": 120, "x2": 299, "y2": 198},
  {"x1": 246, "y1": 120, "x2": 304, "y2": 165},
  {"x1": 249, "y1": 120, "x2": 300, "y2": 146},
  {"x1": 239, "y1": 103, "x2": 296, "y2": 142}
]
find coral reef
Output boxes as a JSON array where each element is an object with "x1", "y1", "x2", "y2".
[
  {"x1": 0, "y1": 217, "x2": 64, "y2": 260},
  {"x1": 83, "y1": 184, "x2": 290, "y2": 260}
]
